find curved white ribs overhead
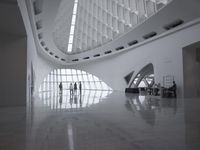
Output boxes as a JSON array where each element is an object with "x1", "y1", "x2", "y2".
[{"x1": 25, "y1": 0, "x2": 200, "y2": 65}]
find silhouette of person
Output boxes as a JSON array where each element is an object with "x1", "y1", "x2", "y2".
[
  {"x1": 59, "y1": 82, "x2": 63, "y2": 94},
  {"x1": 70, "y1": 83, "x2": 73, "y2": 96},
  {"x1": 168, "y1": 81, "x2": 177, "y2": 98},
  {"x1": 74, "y1": 82, "x2": 77, "y2": 95}
]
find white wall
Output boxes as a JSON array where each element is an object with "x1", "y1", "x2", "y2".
[
  {"x1": 18, "y1": 0, "x2": 59, "y2": 102},
  {"x1": 71, "y1": 22, "x2": 200, "y2": 97},
  {"x1": 18, "y1": 0, "x2": 200, "y2": 99},
  {"x1": 26, "y1": 29, "x2": 57, "y2": 97}
]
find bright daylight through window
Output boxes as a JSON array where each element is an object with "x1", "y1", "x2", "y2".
[
  {"x1": 67, "y1": 0, "x2": 78, "y2": 53},
  {"x1": 38, "y1": 69, "x2": 112, "y2": 110}
]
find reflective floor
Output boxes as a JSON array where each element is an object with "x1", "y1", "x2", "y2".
[
  {"x1": 38, "y1": 90, "x2": 113, "y2": 111},
  {"x1": 0, "y1": 91, "x2": 200, "y2": 150}
]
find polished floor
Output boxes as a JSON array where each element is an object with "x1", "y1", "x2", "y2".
[{"x1": 0, "y1": 91, "x2": 200, "y2": 150}]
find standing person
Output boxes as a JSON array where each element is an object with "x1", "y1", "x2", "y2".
[
  {"x1": 70, "y1": 83, "x2": 73, "y2": 97},
  {"x1": 59, "y1": 82, "x2": 63, "y2": 94},
  {"x1": 79, "y1": 82, "x2": 82, "y2": 96},
  {"x1": 74, "y1": 82, "x2": 77, "y2": 95},
  {"x1": 59, "y1": 82, "x2": 63, "y2": 110},
  {"x1": 168, "y1": 81, "x2": 177, "y2": 98}
]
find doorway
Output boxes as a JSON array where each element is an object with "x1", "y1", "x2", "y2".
[{"x1": 183, "y1": 41, "x2": 200, "y2": 98}]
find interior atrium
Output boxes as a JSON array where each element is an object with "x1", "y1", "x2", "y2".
[{"x1": 0, "y1": 0, "x2": 200, "y2": 150}]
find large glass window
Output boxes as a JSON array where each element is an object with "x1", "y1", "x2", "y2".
[
  {"x1": 38, "y1": 68, "x2": 112, "y2": 111},
  {"x1": 39, "y1": 68, "x2": 112, "y2": 93}
]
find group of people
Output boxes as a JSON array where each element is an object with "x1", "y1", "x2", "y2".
[
  {"x1": 69, "y1": 82, "x2": 82, "y2": 96},
  {"x1": 58, "y1": 82, "x2": 82, "y2": 107},
  {"x1": 59, "y1": 82, "x2": 82, "y2": 96}
]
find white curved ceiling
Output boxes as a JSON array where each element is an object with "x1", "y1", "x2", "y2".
[
  {"x1": 24, "y1": 0, "x2": 200, "y2": 65},
  {"x1": 52, "y1": 0, "x2": 75, "y2": 53},
  {"x1": 53, "y1": 0, "x2": 169, "y2": 54}
]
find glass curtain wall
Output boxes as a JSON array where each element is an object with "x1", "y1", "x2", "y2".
[
  {"x1": 38, "y1": 68, "x2": 112, "y2": 110},
  {"x1": 39, "y1": 68, "x2": 112, "y2": 93}
]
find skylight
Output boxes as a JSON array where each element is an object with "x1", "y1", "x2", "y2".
[{"x1": 67, "y1": 0, "x2": 79, "y2": 53}]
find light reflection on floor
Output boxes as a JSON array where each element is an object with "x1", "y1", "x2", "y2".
[
  {"x1": 1, "y1": 92, "x2": 200, "y2": 150},
  {"x1": 125, "y1": 93, "x2": 178, "y2": 126},
  {"x1": 125, "y1": 94, "x2": 178, "y2": 112},
  {"x1": 38, "y1": 90, "x2": 113, "y2": 111}
]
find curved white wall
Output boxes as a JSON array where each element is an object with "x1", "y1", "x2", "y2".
[
  {"x1": 18, "y1": 0, "x2": 200, "y2": 99},
  {"x1": 71, "y1": 21, "x2": 200, "y2": 97},
  {"x1": 18, "y1": 0, "x2": 59, "y2": 98}
]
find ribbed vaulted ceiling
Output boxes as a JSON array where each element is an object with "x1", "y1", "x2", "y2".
[{"x1": 53, "y1": 0, "x2": 170, "y2": 54}]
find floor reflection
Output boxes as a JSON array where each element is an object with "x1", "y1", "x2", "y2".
[
  {"x1": 125, "y1": 94, "x2": 178, "y2": 126},
  {"x1": 6, "y1": 91, "x2": 199, "y2": 150},
  {"x1": 38, "y1": 90, "x2": 112, "y2": 111},
  {"x1": 2, "y1": 91, "x2": 200, "y2": 150}
]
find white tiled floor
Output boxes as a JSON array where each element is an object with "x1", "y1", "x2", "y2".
[{"x1": 0, "y1": 91, "x2": 200, "y2": 150}]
